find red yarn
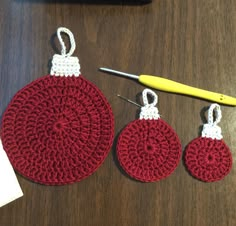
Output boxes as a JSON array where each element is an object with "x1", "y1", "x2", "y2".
[
  {"x1": 117, "y1": 119, "x2": 182, "y2": 182},
  {"x1": 185, "y1": 137, "x2": 232, "y2": 182},
  {"x1": 1, "y1": 75, "x2": 114, "y2": 185}
]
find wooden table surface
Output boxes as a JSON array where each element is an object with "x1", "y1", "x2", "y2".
[{"x1": 1, "y1": 0, "x2": 236, "y2": 226}]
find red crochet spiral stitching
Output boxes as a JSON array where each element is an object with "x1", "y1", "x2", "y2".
[
  {"x1": 117, "y1": 119, "x2": 182, "y2": 182},
  {"x1": 1, "y1": 75, "x2": 114, "y2": 185},
  {"x1": 185, "y1": 137, "x2": 232, "y2": 182}
]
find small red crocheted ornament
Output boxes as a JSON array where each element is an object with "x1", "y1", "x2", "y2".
[
  {"x1": 1, "y1": 28, "x2": 114, "y2": 185},
  {"x1": 117, "y1": 89, "x2": 182, "y2": 182},
  {"x1": 185, "y1": 104, "x2": 232, "y2": 182}
]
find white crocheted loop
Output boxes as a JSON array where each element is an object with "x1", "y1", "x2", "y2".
[
  {"x1": 201, "y1": 103, "x2": 223, "y2": 140},
  {"x1": 207, "y1": 103, "x2": 222, "y2": 126},
  {"x1": 142, "y1": 89, "x2": 158, "y2": 107},
  {"x1": 50, "y1": 27, "x2": 81, "y2": 77},
  {"x1": 57, "y1": 27, "x2": 76, "y2": 57},
  {"x1": 139, "y1": 89, "x2": 160, "y2": 120}
]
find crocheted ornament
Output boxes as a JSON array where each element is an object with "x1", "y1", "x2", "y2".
[
  {"x1": 117, "y1": 89, "x2": 182, "y2": 182},
  {"x1": 185, "y1": 104, "x2": 232, "y2": 182},
  {"x1": 1, "y1": 27, "x2": 114, "y2": 185}
]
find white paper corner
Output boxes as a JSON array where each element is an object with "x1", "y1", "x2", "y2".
[{"x1": 0, "y1": 140, "x2": 23, "y2": 207}]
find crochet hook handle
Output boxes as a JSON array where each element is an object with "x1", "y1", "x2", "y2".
[
  {"x1": 100, "y1": 68, "x2": 236, "y2": 106},
  {"x1": 139, "y1": 75, "x2": 236, "y2": 105}
]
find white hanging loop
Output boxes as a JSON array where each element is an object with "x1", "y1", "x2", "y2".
[
  {"x1": 140, "y1": 89, "x2": 160, "y2": 120},
  {"x1": 207, "y1": 103, "x2": 222, "y2": 126},
  {"x1": 57, "y1": 27, "x2": 76, "y2": 57},
  {"x1": 50, "y1": 27, "x2": 81, "y2": 77},
  {"x1": 142, "y1": 89, "x2": 158, "y2": 107},
  {"x1": 201, "y1": 103, "x2": 223, "y2": 140}
]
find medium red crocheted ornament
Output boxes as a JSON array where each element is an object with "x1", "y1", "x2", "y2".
[
  {"x1": 185, "y1": 104, "x2": 232, "y2": 182},
  {"x1": 1, "y1": 28, "x2": 114, "y2": 185},
  {"x1": 185, "y1": 137, "x2": 232, "y2": 182},
  {"x1": 117, "y1": 89, "x2": 182, "y2": 182}
]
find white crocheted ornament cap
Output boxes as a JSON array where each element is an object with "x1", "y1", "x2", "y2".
[
  {"x1": 50, "y1": 27, "x2": 81, "y2": 77},
  {"x1": 201, "y1": 103, "x2": 223, "y2": 140},
  {"x1": 139, "y1": 88, "x2": 160, "y2": 120}
]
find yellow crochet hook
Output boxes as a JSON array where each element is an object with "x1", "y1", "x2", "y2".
[{"x1": 99, "y1": 68, "x2": 236, "y2": 106}]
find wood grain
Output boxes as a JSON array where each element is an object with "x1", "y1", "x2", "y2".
[{"x1": 1, "y1": 0, "x2": 236, "y2": 226}]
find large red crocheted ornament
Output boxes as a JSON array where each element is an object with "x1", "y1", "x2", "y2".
[
  {"x1": 117, "y1": 89, "x2": 182, "y2": 182},
  {"x1": 185, "y1": 104, "x2": 232, "y2": 182},
  {"x1": 1, "y1": 28, "x2": 114, "y2": 185}
]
